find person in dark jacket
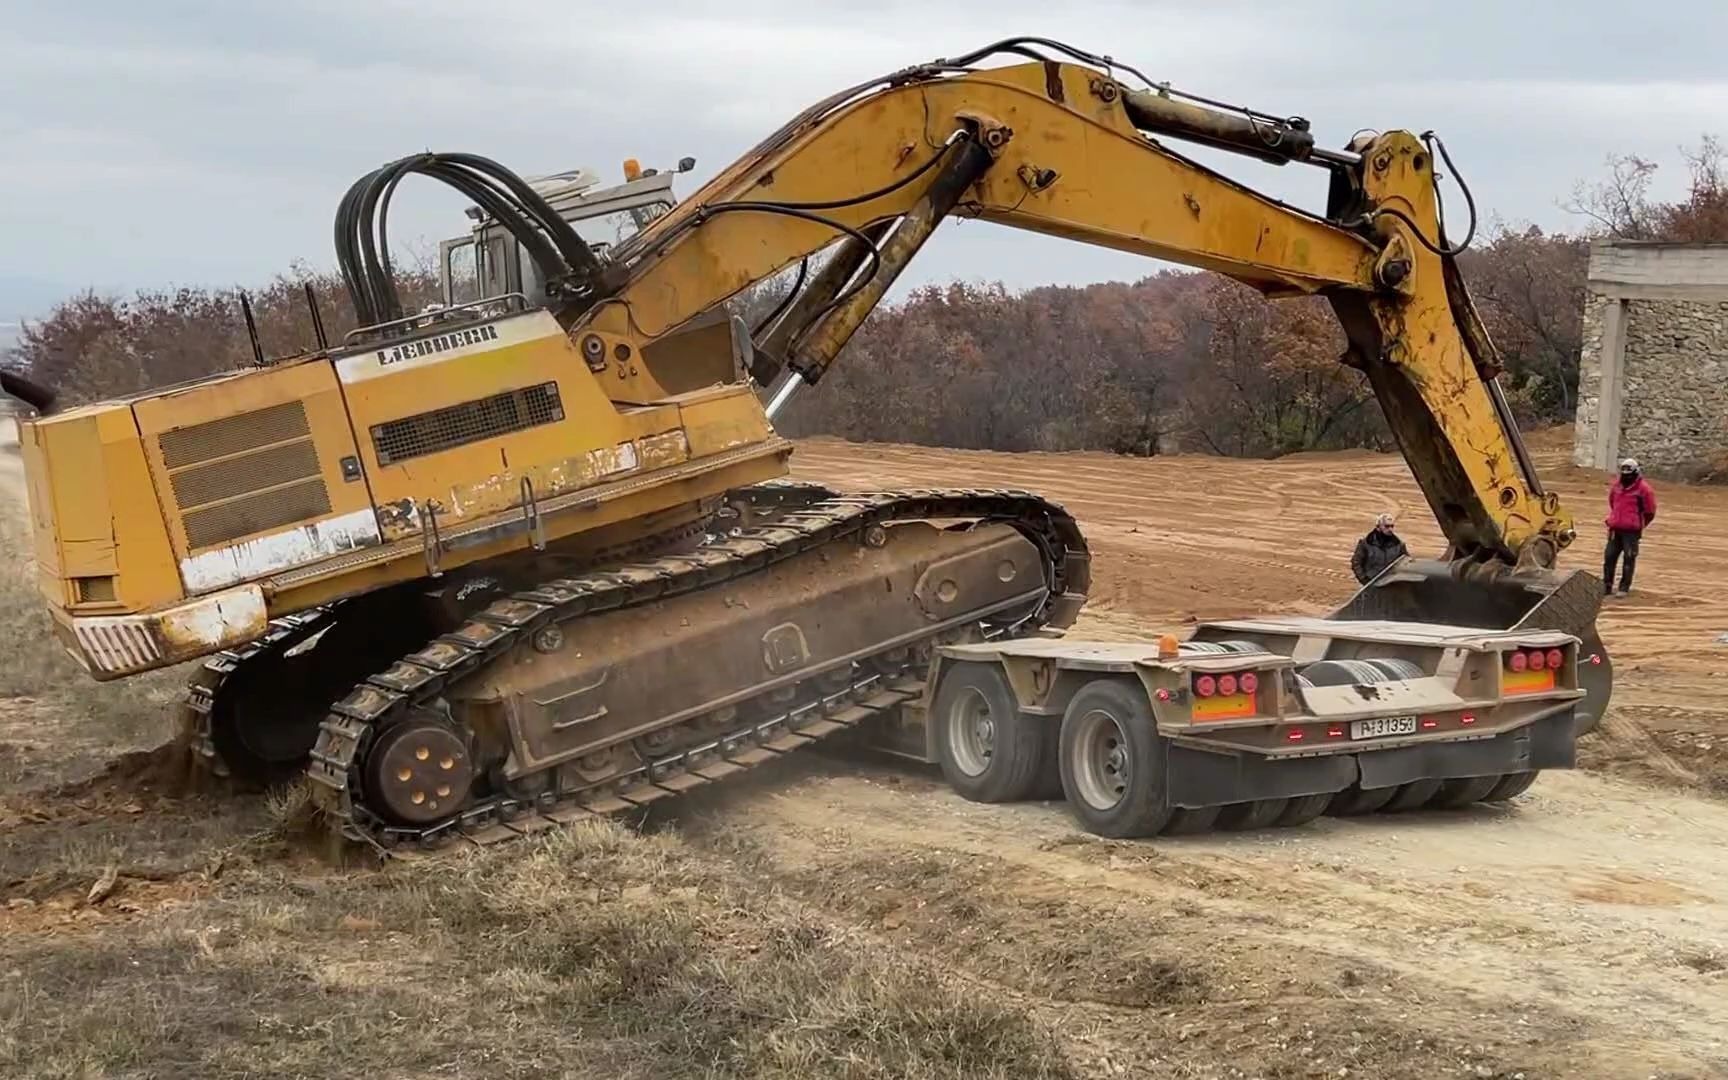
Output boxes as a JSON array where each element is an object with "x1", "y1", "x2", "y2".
[
  {"x1": 1352, "y1": 513, "x2": 1408, "y2": 584},
  {"x1": 1603, "y1": 457, "x2": 1657, "y2": 596}
]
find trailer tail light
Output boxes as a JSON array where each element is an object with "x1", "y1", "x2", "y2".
[
  {"x1": 1155, "y1": 688, "x2": 1172, "y2": 702},
  {"x1": 1420, "y1": 718, "x2": 1439, "y2": 730},
  {"x1": 1239, "y1": 671, "x2": 1259, "y2": 695},
  {"x1": 1190, "y1": 670, "x2": 1257, "y2": 722},
  {"x1": 1503, "y1": 647, "x2": 1558, "y2": 695},
  {"x1": 1460, "y1": 712, "x2": 1477, "y2": 725},
  {"x1": 1286, "y1": 729, "x2": 1305, "y2": 742},
  {"x1": 1326, "y1": 725, "x2": 1345, "y2": 738}
]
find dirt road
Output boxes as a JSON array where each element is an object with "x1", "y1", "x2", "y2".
[
  {"x1": 701, "y1": 432, "x2": 1728, "y2": 1077},
  {"x1": 5, "y1": 429, "x2": 1728, "y2": 1077}
]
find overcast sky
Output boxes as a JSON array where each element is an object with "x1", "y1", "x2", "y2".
[{"x1": 3, "y1": 0, "x2": 1726, "y2": 320}]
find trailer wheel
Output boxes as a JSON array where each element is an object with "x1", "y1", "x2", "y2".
[
  {"x1": 1430, "y1": 775, "x2": 1501, "y2": 809},
  {"x1": 1217, "y1": 798, "x2": 1289, "y2": 831},
  {"x1": 1033, "y1": 722, "x2": 1065, "y2": 800},
  {"x1": 1380, "y1": 779, "x2": 1443, "y2": 812},
  {"x1": 1164, "y1": 805, "x2": 1223, "y2": 835},
  {"x1": 1327, "y1": 785, "x2": 1399, "y2": 816},
  {"x1": 1276, "y1": 792, "x2": 1334, "y2": 827},
  {"x1": 1058, "y1": 679, "x2": 1174, "y2": 838},
  {"x1": 1482, "y1": 771, "x2": 1540, "y2": 802},
  {"x1": 931, "y1": 662, "x2": 1049, "y2": 803}
]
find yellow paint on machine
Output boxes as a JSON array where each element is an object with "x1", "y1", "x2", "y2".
[
  {"x1": 1192, "y1": 692, "x2": 1257, "y2": 721},
  {"x1": 1503, "y1": 669, "x2": 1558, "y2": 695}
]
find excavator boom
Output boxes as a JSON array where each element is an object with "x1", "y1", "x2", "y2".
[{"x1": 571, "y1": 57, "x2": 1570, "y2": 571}]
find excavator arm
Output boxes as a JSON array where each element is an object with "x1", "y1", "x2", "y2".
[{"x1": 569, "y1": 53, "x2": 1569, "y2": 573}]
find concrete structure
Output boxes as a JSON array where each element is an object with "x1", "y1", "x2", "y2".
[{"x1": 1574, "y1": 241, "x2": 1728, "y2": 475}]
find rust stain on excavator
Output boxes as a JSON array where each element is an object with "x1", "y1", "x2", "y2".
[{"x1": 373, "y1": 435, "x2": 685, "y2": 540}]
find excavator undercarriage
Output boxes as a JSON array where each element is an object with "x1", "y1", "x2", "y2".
[{"x1": 182, "y1": 484, "x2": 1088, "y2": 852}]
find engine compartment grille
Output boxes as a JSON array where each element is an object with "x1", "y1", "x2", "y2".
[
  {"x1": 158, "y1": 401, "x2": 331, "y2": 551},
  {"x1": 371, "y1": 381, "x2": 564, "y2": 466}
]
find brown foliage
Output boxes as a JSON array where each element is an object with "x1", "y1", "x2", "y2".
[
  {"x1": 1565, "y1": 134, "x2": 1728, "y2": 243},
  {"x1": 16, "y1": 143, "x2": 1714, "y2": 450},
  {"x1": 14, "y1": 264, "x2": 439, "y2": 406},
  {"x1": 781, "y1": 272, "x2": 1391, "y2": 457}
]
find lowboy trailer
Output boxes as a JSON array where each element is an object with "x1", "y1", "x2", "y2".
[{"x1": 876, "y1": 616, "x2": 1586, "y2": 837}]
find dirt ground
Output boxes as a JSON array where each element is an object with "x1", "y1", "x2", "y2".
[{"x1": 4, "y1": 425, "x2": 1728, "y2": 1079}]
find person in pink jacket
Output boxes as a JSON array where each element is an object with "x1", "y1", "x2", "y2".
[{"x1": 1603, "y1": 457, "x2": 1657, "y2": 597}]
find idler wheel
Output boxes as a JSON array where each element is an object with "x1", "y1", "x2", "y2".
[{"x1": 366, "y1": 721, "x2": 473, "y2": 826}]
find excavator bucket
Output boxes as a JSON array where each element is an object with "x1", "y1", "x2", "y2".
[{"x1": 1329, "y1": 557, "x2": 1612, "y2": 735}]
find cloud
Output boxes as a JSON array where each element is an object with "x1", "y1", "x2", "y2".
[{"x1": 2, "y1": 0, "x2": 1726, "y2": 310}]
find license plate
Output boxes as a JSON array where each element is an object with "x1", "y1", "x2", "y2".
[{"x1": 1350, "y1": 715, "x2": 1418, "y2": 740}]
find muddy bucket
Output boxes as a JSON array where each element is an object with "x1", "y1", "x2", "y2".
[{"x1": 1329, "y1": 557, "x2": 1611, "y2": 735}]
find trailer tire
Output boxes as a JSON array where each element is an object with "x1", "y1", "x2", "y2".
[
  {"x1": 1482, "y1": 771, "x2": 1540, "y2": 803},
  {"x1": 1430, "y1": 775, "x2": 1501, "y2": 809},
  {"x1": 1058, "y1": 678, "x2": 1174, "y2": 838},
  {"x1": 1328, "y1": 785, "x2": 1399, "y2": 816},
  {"x1": 1164, "y1": 805, "x2": 1224, "y2": 835},
  {"x1": 1217, "y1": 798, "x2": 1289, "y2": 831},
  {"x1": 1276, "y1": 792, "x2": 1334, "y2": 827},
  {"x1": 1380, "y1": 778, "x2": 1444, "y2": 812},
  {"x1": 932, "y1": 663, "x2": 1049, "y2": 803},
  {"x1": 1032, "y1": 722, "x2": 1065, "y2": 800}
]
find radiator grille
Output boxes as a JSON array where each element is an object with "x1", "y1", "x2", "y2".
[
  {"x1": 157, "y1": 401, "x2": 332, "y2": 551},
  {"x1": 159, "y1": 401, "x2": 313, "y2": 468},
  {"x1": 182, "y1": 479, "x2": 332, "y2": 550},
  {"x1": 371, "y1": 382, "x2": 563, "y2": 466}
]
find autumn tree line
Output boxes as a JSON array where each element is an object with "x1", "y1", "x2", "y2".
[{"x1": 6, "y1": 140, "x2": 1727, "y2": 459}]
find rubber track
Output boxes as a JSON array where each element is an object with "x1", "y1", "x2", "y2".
[
  {"x1": 177, "y1": 486, "x2": 823, "y2": 779},
  {"x1": 303, "y1": 488, "x2": 1089, "y2": 857},
  {"x1": 181, "y1": 609, "x2": 337, "y2": 777}
]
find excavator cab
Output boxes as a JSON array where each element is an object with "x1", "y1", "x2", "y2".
[{"x1": 438, "y1": 157, "x2": 695, "y2": 308}]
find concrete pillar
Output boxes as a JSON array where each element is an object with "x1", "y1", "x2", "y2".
[{"x1": 1592, "y1": 297, "x2": 1627, "y2": 469}]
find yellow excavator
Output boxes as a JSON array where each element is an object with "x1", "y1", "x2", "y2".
[{"x1": 12, "y1": 38, "x2": 1608, "y2": 850}]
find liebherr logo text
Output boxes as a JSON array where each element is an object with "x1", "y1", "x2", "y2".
[{"x1": 376, "y1": 324, "x2": 500, "y2": 366}]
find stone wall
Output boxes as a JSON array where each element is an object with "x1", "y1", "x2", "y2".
[
  {"x1": 1618, "y1": 298, "x2": 1728, "y2": 473},
  {"x1": 1572, "y1": 242, "x2": 1728, "y2": 475}
]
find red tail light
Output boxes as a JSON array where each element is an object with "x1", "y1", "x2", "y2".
[
  {"x1": 1508, "y1": 650, "x2": 1529, "y2": 672},
  {"x1": 1286, "y1": 729, "x2": 1305, "y2": 742},
  {"x1": 1194, "y1": 674, "x2": 1217, "y2": 698},
  {"x1": 1545, "y1": 648, "x2": 1565, "y2": 671},
  {"x1": 1218, "y1": 673, "x2": 1238, "y2": 696},
  {"x1": 1421, "y1": 718, "x2": 1439, "y2": 729},
  {"x1": 1239, "y1": 671, "x2": 1259, "y2": 695},
  {"x1": 1528, "y1": 649, "x2": 1547, "y2": 671},
  {"x1": 1155, "y1": 688, "x2": 1171, "y2": 702},
  {"x1": 1460, "y1": 713, "x2": 1476, "y2": 725},
  {"x1": 1326, "y1": 725, "x2": 1345, "y2": 738}
]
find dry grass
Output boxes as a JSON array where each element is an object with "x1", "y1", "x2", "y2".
[
  {"x1": 0, "y1": 820, "x2": 1075, "y2": 1080},
  {"x1": 0, "y1": 512, "x2": 184, "y2": 791}
]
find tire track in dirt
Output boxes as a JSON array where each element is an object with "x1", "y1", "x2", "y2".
[{"x1": 758, "y1": 432, "x2": 1728, "y2": 1076}]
